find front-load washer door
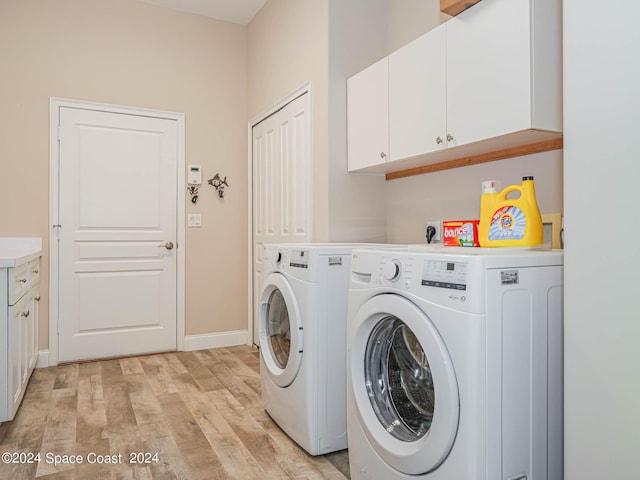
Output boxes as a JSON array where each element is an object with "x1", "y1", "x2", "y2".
[
  {"x1": 259, "y1": 272, "x2": 304, "y2": 387},
  {"x1": 350, "y1": 294, "x2": 459, "y2": 475}
]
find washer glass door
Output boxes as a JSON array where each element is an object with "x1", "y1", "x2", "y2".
[
  {"x1": 259, "y1": 272, "x2": 304, "y2": 387},
  {"x1": 365, "y1": 316, "x2": 435, "y2": 442},
  {"x1": 266, "y1": 288, "x2": 291, "y2": 369},
  {"x1": 350, "y1": 294, "x2": 459, "y2": 475}
]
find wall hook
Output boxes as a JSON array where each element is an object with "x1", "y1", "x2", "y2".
[
  {"x1": 208, "y1": 173, "x2": 229, "y2": 198},
  {"x1": 187, "y1": 185, "x2": 199, "y2": 204}
]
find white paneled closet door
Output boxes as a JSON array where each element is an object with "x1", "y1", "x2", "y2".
[{"x1": 252, "y1": 92, "x2": 312, "y2": 346}]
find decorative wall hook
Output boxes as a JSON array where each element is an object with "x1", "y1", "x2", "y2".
[
  {"x1": 208, "y1": 173, "x2": 229, "y2": 198},
  {"x1": 187, "y1": 185, "x2": 199, "y2": 204}
]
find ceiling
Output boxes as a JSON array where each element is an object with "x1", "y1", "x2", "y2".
[{"x1": 136, "y1": 0, "x2": 268, "y2": 25}]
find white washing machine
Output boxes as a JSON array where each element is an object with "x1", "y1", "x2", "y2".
[
  {"x1": 346, "y1": 247, "x2": 563, "y2": 480},
  {"x1": 259, "y1": 243, "x2": 401, "y2": 455}
]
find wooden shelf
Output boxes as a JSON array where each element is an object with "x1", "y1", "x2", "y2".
[
  {"x1": 441, "y1": 0, "x2": 482, "y2": 17},
  {"x1": 348, "y1": 129, "x2": 563, "y2": 180},
  {"x1": 386, "y1": 136, "x2": 563, "y2": 180}
]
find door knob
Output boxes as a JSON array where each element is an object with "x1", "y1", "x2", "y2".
[
  {"x1": 446, "y1": 133, "x2": 454, "y2": 142},
  {"x1": 436, "y1": 136, "x2": 443, "y2": 144},
  {"x1": 159, "y1": 241, "x2": 174, "y2": 250}
]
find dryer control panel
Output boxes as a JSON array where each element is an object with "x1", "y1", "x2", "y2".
[{"x1": 421, "y1": 259, "x2": 468, "y2": 290}]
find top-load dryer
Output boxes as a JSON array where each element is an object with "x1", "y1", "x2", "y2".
[{"x1": 259, "y1": 243, "x2": 402, "y2": 455}]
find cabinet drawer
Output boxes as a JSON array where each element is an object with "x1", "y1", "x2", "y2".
[
  {"x1": 8, "y1": 259, "x2": 40, "y2": 305},
  {"x1": 9, "y1": 263, "x2": 29, "y2": 305},
  {"x1": 28, "y1": 259, "x2": 40, "y2": 287}
]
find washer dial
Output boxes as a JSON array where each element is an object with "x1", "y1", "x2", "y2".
[{"x1": 383, "y1": 260, "x2": 401, "y2": 281}]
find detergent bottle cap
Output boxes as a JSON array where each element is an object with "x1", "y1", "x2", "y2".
[
  {"x1": 481, "y1": 180, "x2": 500, "y2": 194},
  {"x1": 522, "y1": 175, "x2": 534, "y2": 181}
]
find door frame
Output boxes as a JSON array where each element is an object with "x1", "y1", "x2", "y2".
[
  {"x1": 246, "y1": 82, "x2": 313, "y2": 347},
  {"x1": 48, "y1": 97, "x2": 186, "y2": 366}
]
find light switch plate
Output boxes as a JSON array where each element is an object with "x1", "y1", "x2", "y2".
[{"x1": 188, "y1": 213, "x2": 202, "y2": 228}]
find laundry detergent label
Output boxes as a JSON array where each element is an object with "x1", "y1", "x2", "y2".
[{"x1": 488, "y1": 206, "x2": 526, "y2": 240}]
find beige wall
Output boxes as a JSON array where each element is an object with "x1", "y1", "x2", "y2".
[
  {"x1": 248, "y1": 0, "x2": 392, "y2": 244},
  {"x1": 247, "y1": 0, "x2": 330, "y2": 240},
  {"x1": 327, "y1": 0, "x2": 388, "y2": 242},
  {"x1": 386, "y1": 151, "x2": 563, "y2": 243},
  {"x1": 0, "y1": 0, "x2": 564, "y2": 352},
  {"x1": 0, "y1": 0, "x2": 248, "y2": 349},
  {"x1": 386, "y1": 0, "x2": 447, "y2": 53}
]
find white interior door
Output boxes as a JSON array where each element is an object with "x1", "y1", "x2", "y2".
[
  {"x1": 57, "y1": 106, "x2": 178, "y2": 362},
  {"x1": 252, "y1": 91, "x2": 312, "y2": 346}
]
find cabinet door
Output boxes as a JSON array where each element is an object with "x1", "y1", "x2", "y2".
[
  {"x1": 347, "y1": 57, "x2": 389, "y2": 171},
  {"x1": 390, "y1": 24, "x2": 447, "y2": 160},
  {"x1": 22, "y1": 287, "x2": 37, "y2": 377},
  {"x1": 30, "y1": 288, "x2": 39, "y2": 371},
  {"x1": 446, "y1": 0, "x2": 531, "y2": 147},
  {"x1": 21, "y1": 293, "x2": 31, "y2": 386},
  {"x1": 9, "y1": 294, "x2": 27, "y2": 412}
]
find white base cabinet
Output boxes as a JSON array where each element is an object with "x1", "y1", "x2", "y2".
[{"x1": 1, "y1": 258, "x2": 40, "y2": 422}]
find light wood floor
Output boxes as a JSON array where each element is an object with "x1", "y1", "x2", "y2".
[{"x1": 0, "y1": 346, "x2": 350, "y2": 480}]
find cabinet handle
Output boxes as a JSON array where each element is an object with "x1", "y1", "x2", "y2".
[
  {"x1": 21, "y1": 310, "x2": 30, "y2": 318},
  {"x1": 32, "y1": 269, "x2": 39, "y2": 274},
  {"x1": 35, "y1": 296, "x2": 41, "y2": 302},
  {"x1": 446, "y1": 133, "x2": 454, "y2": 142},
  {"x1": 18, "y1": 278, "x2": 27, "y2": 283},
  {"x1": 379, "y1": 152, "x2": 387, "y2": 159},
  {"x1": 436, "y1": 136, "x2": 443, "y2": 144}
]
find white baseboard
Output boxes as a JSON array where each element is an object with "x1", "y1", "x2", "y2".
[
  {"x1": 34, "y1": 331, "x2": 249, "y2": 368},
  {"x1": 36, "y1": 350, "x2": 49, "y2": 368},
  {"x1": 184, "y1": 330, "x2": 249, "y2": 351}
]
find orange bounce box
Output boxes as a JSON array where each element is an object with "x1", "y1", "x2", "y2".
[{"x1": 443, "y1": 220, "x2": 480, "y2": 247}]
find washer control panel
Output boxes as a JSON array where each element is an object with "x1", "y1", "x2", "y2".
[
  {"x1": 289, "y1": 249, "x2": 309, "y2": 269},
  {"x1": 352, "y1": 248, "x2": 485, "y2": 313},
  {"x1": 421, "y1": 259, "x2": 468, "y2": 291}
]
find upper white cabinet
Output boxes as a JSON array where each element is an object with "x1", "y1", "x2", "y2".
[
  {"x1": 347, "y1": 0, "x2": 562, "y2": 175},
  {"x1": 347, "y1": 57, "x2": 389, "y2": 171},
  {"x1": 446, "y1": 0, "x2": 561, "y2": 147},
  {"x1": 389, "y1": 24, "x2": 447, "y2": 160}
]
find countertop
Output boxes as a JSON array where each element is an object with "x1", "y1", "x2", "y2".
[{"x1": 0, "y1": 237, "x2": 43, "y2": 268}]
